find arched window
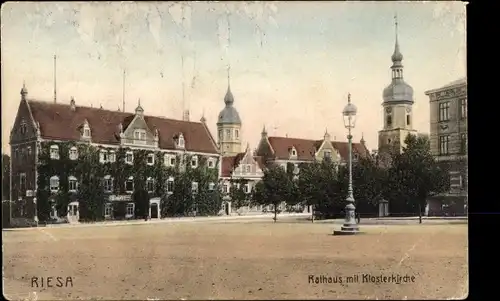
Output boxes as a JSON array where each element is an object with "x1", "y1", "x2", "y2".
[
  {"x1": 69, "y1": 147, "x2": 78, "y2": 160},
  {"x1": 50, "y1": 145, "x2": 60, "y2": 160},
  {"x1": 125, "y1": 176, "x2": 134, "y2": 193},
  {"x1": 68, "y1": 176, "x2": 78, "y2": 192},
  {"x1": 50, "y1": 176, "x2": 60, "y2": 192}
]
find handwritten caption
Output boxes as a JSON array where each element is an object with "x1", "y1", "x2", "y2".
[{"x1": 308, "y1": 274, "x2": 416, "y2": 285}]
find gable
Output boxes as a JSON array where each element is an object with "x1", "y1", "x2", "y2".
[
  {"x1": 255, "y1": 136, "x2": 274, "y2": 159},
  {"x1": 10, "y1": 99, "x2": 38, "y2": 144},
  {"x1": 267, "y1": 137, "x2": 320, "y2": 160}
]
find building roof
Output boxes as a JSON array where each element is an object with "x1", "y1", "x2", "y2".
[
  {"x1": 424, "y1": 77, "x2": 467, "y2": 94},
  {"x1": 267, "y1": 136, "x2": 369, "y2": 161},
  {"x1": 221, "y1": 153, "x2": 265, "y2": 178},
  {"x1": 27, "y1": 100, "x2": 219, "y2": 154},
  {"x1": 217, "y1": 86, "x2": 242, "y2": 125}
]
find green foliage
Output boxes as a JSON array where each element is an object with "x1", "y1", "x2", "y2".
[
  {"x1": 297, "y1": 160, "x2": 345, "y2": 218},
  {"x1": 132, "y1": 188, "x2": 150, "y2": 218},
  {"x1": 351, "y1": 156, "x2": 389, "y2": 215},
  {"x1": 388, "y1": 134, "x2": 451, "y2": 216},
  {"x1": 252, "y1": 164, "x2": 294, "y2": 222},
  {"x1": 229, "y1": 178, "x2": 251, "y2": 210},
  {"x1": 37, "y1": 142, "x2": 221, "y2": 222}
]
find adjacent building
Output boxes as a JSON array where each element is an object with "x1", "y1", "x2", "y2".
[
  {"x1": 9, "y1": 84, "x2": 220, "y2": 224},
  {"x1": 425, "y1": 78, "x2": 467, "y2": 215}
]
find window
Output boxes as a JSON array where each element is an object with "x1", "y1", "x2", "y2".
[
  {"x1": 166, "y1": 177, "x2": 174, "y2": 192},
  {"x1": 108, "y1": 151, "x2": 116, "y2": 163},
  {"x1": 100, "y1": 150, "x2": 108, "y2": 163},
  {"x1": 244, "y1": 184, "x2": 250, "y2": 194},
  {"x1": 20, "y1": 173, "x2": 26, "y2": 194},
  {"x1": 68, "y1": 176, "x2": 78, "y2": 192},
  {"x1": 218, "y1": 129, "x2": 222, "y2": 139},
  {"x1": 170, "y1": 156, "x2": 176, "y2": 166},
  {"x1": 324, "y1": 150, "x2": 332, "y2": 158},
  {"x1": 292, "y1": 149, "x2": 296, "y2": 156},
  {"x1": 147, "y1": 153, "x2": 155, "y2": 165},
  {"x1": 27, "y1": 146, "x2": 32, "y2": 156},
  {"x1": 235, "y1": 129, "x2": 239, "y2": 139},
  {"x1": 386, "y1": 115, "x2": 392, "y2": 127},
  {"x1": 223, "y1": 183, "x2": 230, "y2": 193},
  {"x1": 406, "y1": 115, "x2": 411, "y2": 126},
  {"x1": 208, "y1": 158, "x2": 215, "y2": 168},
  {"x1": 192, "y1": 182, "x2": 198, "y2": 194},
  {"x1": 69, "y1": 147, "x2": 78, "y2": 160},
  {"x1": 225, "y1": 129, "x2": 231, "y2": 139},
  {"x1": 178, "y1": 133, "x2": 185, "y2": 148},
  {"x1": 50, "y1": 176, "x2": 60, "y2": 192},
  {"x1": 126, "y1": 203, "x2": 134, "y2": 217},
  {"x1": 460, "y1": 98, "x2": 467, "y2": 119},
  {"x1": 146, "y1": 177, "x2": 155, "y2": 193},
  {"x1": 20, "y1": 122, "x2": 27, "y2": 135},
  {"x1": 125, "y1": 176, "x2": 134, "y2": 192},
  {"x1": 439, "y1": 135, "x2": 450, "y2": 155},
  {"x1": 460, "y1": 133, "x2": 467, "y2": 154},
  {"x1": 125, "y1": 152, "x2": 134, "y2": 164},
  {"x1": 208, "y1": 182, "x2": 215, "y2": 191},
  {"x1": 50, "y1": 145, "x2": 60, "y2": 160},
  {"x1": 103, "y1": 175, "x2": 113, "y2": 192},
  {"x1": 83, "y1": 127, "x2": 91, "y2": 138},
  {"x1": 134, "y1": 129, "x2": 146, "y2": 143},
  {"x1": 244, "y1": 165, "x2": 251, "y2": 173},
  {"x1": 104, "y1": 204, "x2": 113, "y2": 217},
  {"x1": 191, "y1": 156, "x2": 198, "y2": 168},
  {"x1": 438, "y1": 102, "x2": 450, "y2": 122}
]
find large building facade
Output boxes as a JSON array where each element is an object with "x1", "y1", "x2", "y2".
[
  {"x1": 378, "y1": 18, "x2": 417, "y2": 161},
  {"x1": 9, "y1": 84, "x2": 220, "y2": 224},
  {"x1": 425, "y1": 78, "x2": 467, "y2": 215}
]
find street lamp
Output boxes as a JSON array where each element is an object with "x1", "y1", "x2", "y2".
[{"x1": 334, "y1": 93, "x2": 360, "y2": 235}]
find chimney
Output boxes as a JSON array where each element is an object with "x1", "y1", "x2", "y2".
[{"x1": 70, "y1": 97, "x2": 76, "y2": 111}]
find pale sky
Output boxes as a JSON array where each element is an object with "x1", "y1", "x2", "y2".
[{"x1": 1, "y1": 1, "x2": 466, "y2": 155}]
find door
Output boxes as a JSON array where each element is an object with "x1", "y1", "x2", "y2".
[
  {"x1": 225, "y1": 202, "x2": 229, "y2": 215},
  {"x1": 67, "y1": 203, "x2": 79, "y2": 223},
  {"x1": 151, "y1": 203, "x2": 158, "y2": 219}
]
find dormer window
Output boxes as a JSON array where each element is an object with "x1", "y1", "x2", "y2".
[
  {"x1": 324, "y1": 150, "x2": 332, "y2": 159},
  {"x1": 69, "y1": 147, "x2": 78, "y2": 160},
  {"x1": 191, "y1": 156, "x2": 198, "y2": 168},
  {"x1": 147, "y1": 153, "x2": 155, "y2": 166},
  {"x1": 125, "y1": 151, "x2": 134, "y2": 164},
  {"x1": 244, "y1": 165, "x2": 251, "y2": 173},
  {"x1": 290, "y1": 147, "x2": 297, "y2": 157},
  {"x1": 178, "y1": 133, "x2": 185, "y2": 149},
  {"x1": 50, "y1": 145, "x2": 60, "y2": 160},
  {"x1": 82, "y1": 121, "x2": 91, "y2": 139},
  {"x1": 20, "y1": 120, "x2": 27, "y2": 135}
]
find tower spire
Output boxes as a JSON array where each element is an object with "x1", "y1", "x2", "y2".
[{"x1": 390, "y1": 13, "x2": 404, "y2": 79}]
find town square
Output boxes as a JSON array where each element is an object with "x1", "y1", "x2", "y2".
[{"x1": 2, "y1": 2, "x2": 467, "y2": 300}]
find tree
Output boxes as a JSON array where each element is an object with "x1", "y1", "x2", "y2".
[
  {"x1": 297, "y1": 160, "x2": 345, "y2": 221},
  {"x1": 389, "y1": 134, "x2": 450, "y2": 223},
  {"x1": 78, "y1": 176, "x2": 105, "y2": 221},
  {"x1": 351, "y1": 156, "x2": 389, "y2": 217},
  {"x1": 252, "y1": 165, "x2": 294, "y2": 222},
  {"x1": 229, "y1": 178, "x2": 251, "y2": 213},
  {"x1": 2, "y1": 154, "x2": 10, "y2": 201}
]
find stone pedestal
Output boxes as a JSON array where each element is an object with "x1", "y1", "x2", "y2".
[{"x1": 333, "y1": 203, "x2": 360, "y2": 235}]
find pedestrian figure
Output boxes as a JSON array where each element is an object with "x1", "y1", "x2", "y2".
[{"x1": 356, "y1": 213, "x2": 361, "y2": 224}]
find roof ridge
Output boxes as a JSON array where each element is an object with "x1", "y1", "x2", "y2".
[{"x1": 28, "y1": 99, "x2": 204, "y2": 124}]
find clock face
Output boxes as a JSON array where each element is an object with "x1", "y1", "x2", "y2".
[
  {"x1": 406, "y1": 107, "x2": 412, "y2": 113},
  {"x1": 385, "y1": 107, "x2": 392, "y2": 114}
]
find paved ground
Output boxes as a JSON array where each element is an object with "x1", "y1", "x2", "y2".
[{"x1": 3, "y1": 219, "x2": 468, "y2": 300}]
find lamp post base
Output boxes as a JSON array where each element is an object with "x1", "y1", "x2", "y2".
[{"x1": 333, "y1": 224, "x2": 360, "y2": 235}]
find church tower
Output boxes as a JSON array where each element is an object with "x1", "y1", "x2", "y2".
[
  {"x1": 378, "y1": 15, "x2": 417, "y2": 156},
  {"x1": 217, "y1": 67, "x2": 242, "y2": 156}
]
